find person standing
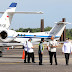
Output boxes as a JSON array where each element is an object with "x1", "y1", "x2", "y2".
[
  {"x1": 23, "y1": 41, "x2": 28, "y2": 63},
  {"x1": 49, "y1": 36, "x2": 58, "y2": 65},
  {"x1": 27, "y1": 38, "x2": 35, "y2": 63},
  {"x1": 47, "y1": 41, "x2": 51, "y2": 63},
  {"x1": 38, "y1": 38, "x2": 44, "y2": 65},
  {"x1": 62, "y1": 38, "x2": 72, "y2": 65}
]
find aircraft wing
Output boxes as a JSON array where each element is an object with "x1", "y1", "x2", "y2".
[
  {"x1": 0, "y1": 11, "x2": 43, "y2": 14},
  {"x1": 0, "y1": 42, "x2": 47, "y2": 47},
  {"x1": 0, "y1": 43, "x2": 24, "y2": 46}
]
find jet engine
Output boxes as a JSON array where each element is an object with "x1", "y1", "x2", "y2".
[{"x1": 0, "y1": 29, "x2": 17, "y2": 42}]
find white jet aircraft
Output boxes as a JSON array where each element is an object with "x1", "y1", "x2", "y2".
[
  {"x1": 0, "y1": 2, "x2": 43, "y2": 44},
  {"x1": 0, "y1": 2, "x2": 70, "y2": 56}
]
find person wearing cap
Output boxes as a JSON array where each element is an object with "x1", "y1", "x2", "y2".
[
  {"x1": 27, "y1": 38, "x2": 35, "y2": 63},
  {"x1": 23, "y1": 41, "x2": 28, "y2": 63},
  {"x1": 62, "y1": 38, "x2": 72, "y2": 65},
  {"x1": 49, "y1": 36, "x2": 58, "y2": 65},
  {"x1": 38, "y1": 38, "x2": 44, "y2": 65}
]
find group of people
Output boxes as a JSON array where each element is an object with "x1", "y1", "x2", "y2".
[
  {"x1": 23, "y1": 36, "x2": 72, "y2": 65},
  {"x1": 23, "y1": 38, "x2": 35, "y2": 63},
  {"x1": 47, "y1": 36, "x2": 72, "y2": 65}
]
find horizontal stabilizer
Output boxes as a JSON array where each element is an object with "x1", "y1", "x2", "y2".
[
  {"x1": 55, "y1": 22, "x2": 71, "y2": 24},
  {"x1": 0, "y1": 11, "x2": 43, "y2": 14}
]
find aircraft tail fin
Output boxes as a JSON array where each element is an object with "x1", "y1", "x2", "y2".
[
  {"x1": 0, "y1": 2, "x2": 17, "y2": 29},
  {"x1": 49, "y1": 22, "x2": 69, "y2": 39}
]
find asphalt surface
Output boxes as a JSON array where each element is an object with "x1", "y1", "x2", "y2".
[{"x1": 0, "y1": 46, "x2": 72, "y2": 72}]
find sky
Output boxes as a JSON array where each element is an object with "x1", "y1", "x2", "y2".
[{"x1": 0, "y1": 0, "x2": 72, "y2": 30}]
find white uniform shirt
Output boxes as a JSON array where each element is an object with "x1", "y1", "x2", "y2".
[
  {"x1": 62, "y1": 42, "x2": 72, "y2": 53},
  {"x1": 49, "y1": 40, "x2": 58, "y2": 52},
  {"x1": 27, "y1": 41, "x2": 34, "y2": 53},
  {"x1": 23, "y1": 41, "x2": 27, "y2": 51}
]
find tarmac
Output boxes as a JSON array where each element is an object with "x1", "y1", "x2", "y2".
[{"x1": 0, "y1": 45, "x2": 72, "y2": 72}]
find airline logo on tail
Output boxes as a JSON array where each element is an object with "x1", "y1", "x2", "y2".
[
  {"x1": 9, "y1": 3, "x2": 17, "y2": 7},
  {"x1": 0, "y1": 2, "x2": 17, "y2": 29}
]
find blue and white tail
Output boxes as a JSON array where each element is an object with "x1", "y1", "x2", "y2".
[{"x1": 0, "y1": 2, "x2": 17, "y2": 29}]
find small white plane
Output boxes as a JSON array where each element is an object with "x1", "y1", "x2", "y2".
[
  {"x1": 0, "y1": 2, "x2": 70, "y2": 56},
  {"x1": 0, "y1": 2, "x2": 43, "y2": 44}
]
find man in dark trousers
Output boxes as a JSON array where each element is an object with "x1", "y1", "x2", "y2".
[
  {"x1": 38, "y1": 38, "x2": 44, "y2": 65},
  {"x1": 27, "y1": 38, "x2": 35, "y2": 63},
  {"x1": 49, "y1": 36, "x2": 58, "y2": 65},
  {"x1": 23, "y1": 41, "x2": 28, "y2": 63},
  {"x1": 47, "y1": 41, "x2": 51, "y2": 63},
  {"x1": 62, "y1": 38, "x2": 72, "y2": 65}
]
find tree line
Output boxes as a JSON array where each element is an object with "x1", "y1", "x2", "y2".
[{"x1": 15, "y1": 26, "x2": 52, "y2": 32}]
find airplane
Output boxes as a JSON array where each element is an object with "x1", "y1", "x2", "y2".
[
  {"x1": 0, "y1": 2, "x2": 43, "y2": 43},
  {"x1": 0, "y1": 2, "x2": 70, "y2": 56}
]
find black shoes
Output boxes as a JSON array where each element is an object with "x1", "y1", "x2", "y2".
[
  {"x1": 39, "y1": 62, "x2": 43, "y2": 65},
  {"x1": 66, "y1": 64, "x2": 68, "y2": 65},
  {"x1": 50, "y1": 63, "x2": 52, "y2": 65},
  {"x1": 56, "y1": 63, "x2": 58, "y2": 65},
  {"x1": 28, "y1": 62, "x2": 31, "y2": 63},
  {"x1": 24, "y1": 62, "x2": 36, "y2": 63},
  {"x1": 50, "y1": 63, "x2": 58, "y2": 65},
  {"x1": 32, "y1": 62, "x2": 36, "y2": 63},
  {"x1": 24, "y1": 62, "x2": 27, "y2": 63},
  {"x1": 39, "y1": 64, "x2": 43, "y2": 65}
]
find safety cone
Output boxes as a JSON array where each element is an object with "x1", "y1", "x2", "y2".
[
  {"x1": 7, "y1": 47, "x2": 9, "y2": 50},
  {"x1": 22, "y1": 50, "x2": 25, "y2": 59}
]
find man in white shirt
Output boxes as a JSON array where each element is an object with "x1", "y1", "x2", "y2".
[
  {"x1": 27, "y1": 38, "x2": 35, "y2": 63},
  {"x1": 23, "y1": 41, "x2": 28, "y2": 63},
  {"x1": 49, "y1": 36, "x2": 58, "y2": 65},
  {"x1": 62, "y1": 38, "x2": 72, "y2": 65}
]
